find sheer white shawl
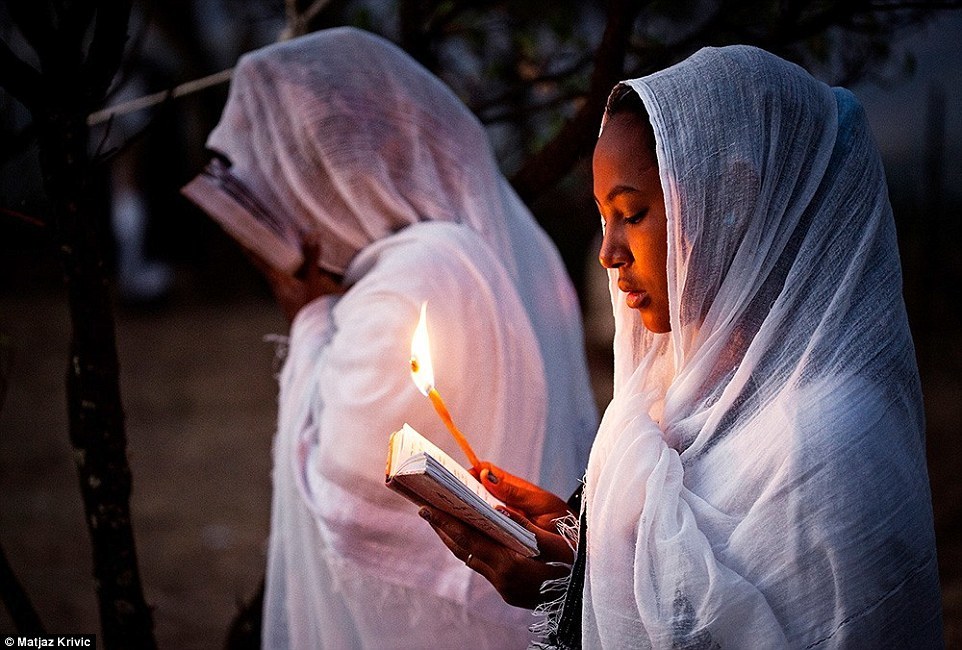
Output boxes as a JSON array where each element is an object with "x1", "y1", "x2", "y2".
[
  {"x1": 189, "y1": 27, "x2": 598, "y2": 648},
  {"x1": 582, "y1": 45, "x2": 942, "y2": 648},
  {"x1": 205, "y1": 27, "x2": 596, "y2": 488}
]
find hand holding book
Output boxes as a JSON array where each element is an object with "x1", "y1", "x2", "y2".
[
  {"x1": 418, "y1": 461, "x2": 577, "y2": 611},
  {"x1": 246, "y1": 233, "x2": 344, "y2": 324},
  {"x1": 385, "y1": 424, "x2": 539, "y2": 557},
  {"x1": 182, "y1": 157, "x2": 344, "y2": 323},
  {"x1": 469, "y1": 462, "x2": 574, "y2": 532},
  {"x1": 389, "y1": 302, "x2": 574, "y2": 609}
]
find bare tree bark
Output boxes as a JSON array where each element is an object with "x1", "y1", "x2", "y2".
[{"x1": 0, "y1": 1, "x2": 156, "y2": 646}]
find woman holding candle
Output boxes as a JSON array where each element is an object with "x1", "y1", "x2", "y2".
[
  {"x1": 182, "y1": 27, "x2": 599, "y2": 649},
  {"x1": 421, "y1": 45, "x2": 943, "y2": 647}
]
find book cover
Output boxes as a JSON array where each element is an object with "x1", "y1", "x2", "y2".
[
  {"x1": 181, "y1": 158, "x2": 304, "y2": 274},
  {"x1": 385, "y1": 424, "x2": 539, "y2": 558}
]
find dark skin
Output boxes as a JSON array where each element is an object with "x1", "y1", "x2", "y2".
[
  {"x1": 419, "y1": 464, "x2": 576, "y2": 609},
  {"x1": 421, "y1": 110, "x2": 670, "y2": 609},
  {"x1": 245, "y1": 232, "x2": 344, "y2": 323}
]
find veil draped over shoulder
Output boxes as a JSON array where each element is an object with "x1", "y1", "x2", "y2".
[
  {"x1": 205, "y1": 27, "x2": 597, "y2": 491},
  {"x1": 188, "y1": 28, "x2": 598, "y2": 648},
  {"x1": 583, "y1": 46, "x2": 942, "y2": 648}
]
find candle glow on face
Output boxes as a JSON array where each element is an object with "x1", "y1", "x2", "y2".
[{"x1": 410, "y1": 301, "x2": 435, "y2": 396}]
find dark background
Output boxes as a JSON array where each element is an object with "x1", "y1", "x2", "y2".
[{"x1": 1, "y1": 2, "x2": 960, "y2": 647}]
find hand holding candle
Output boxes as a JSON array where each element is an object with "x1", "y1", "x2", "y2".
[{"x1": 410, "y1": 302, "x2": 481, "y2": 468}]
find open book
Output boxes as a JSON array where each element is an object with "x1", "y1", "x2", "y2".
[
  {"x1": 181, "y1": 157, "x2": 304, "y2": 274},
  {"x1": 385, "y1": 423, "x2": 539, "y2": 558}
]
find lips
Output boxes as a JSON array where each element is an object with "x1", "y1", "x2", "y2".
[
  {"x1": 618, "y1": 280, "x2": 650, "y2": 310},
  {"x1": 625, "y1": 290, "x2": 649, "y2": 309}
]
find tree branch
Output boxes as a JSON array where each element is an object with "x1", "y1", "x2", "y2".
[
  {"x1": 0, "y1": 206, "x2": 47, "y2": 229},
  {"x1": 280, "y1": 0, "x2": 333, "y2": 40},
  {"x1": 0, "y1": 38, "x2": 43, "y2": 110},
  {"x1": 510, "y1": 0, "x2": 646, "y2": 203},
  {"x1": 83, "y1": 1, "x2": 133, "y2": 108},
  {"x1": 472, "y1": 52, "x2": 593, "y2": 118},
  {"x1": 6, "y1": 2, "x2": 157, "y2": 645},
  {"x1": 480, "y1": 89, "x2": 585, "y2": 126},
  {"x1": 4, "y1": 1, "x2": 55, "y2": 71}
]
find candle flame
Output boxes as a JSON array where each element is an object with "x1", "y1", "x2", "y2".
[
  {"x1": 408, "y1": 301, "x2": 481, "y2": 468},
  {"x1": 410, "y1": 302, "x2": 435, "y2": 396}
]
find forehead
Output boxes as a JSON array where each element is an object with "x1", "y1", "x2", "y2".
[{"x1": 593, "y1": 113, "x2": 659, "y2": 198}]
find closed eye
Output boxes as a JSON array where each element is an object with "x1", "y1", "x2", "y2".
[{"x1": 625, "y1": 209, "x2": 648, "y2": 225}]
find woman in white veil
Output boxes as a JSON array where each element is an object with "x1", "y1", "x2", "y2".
[
  {"x1": 183, "y1": 27, "x2": 598, "y2": 649},
  {"x1": 423, "y1": 45, "x2": 942, "y2": 648}
]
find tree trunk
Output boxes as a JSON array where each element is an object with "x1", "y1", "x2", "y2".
[
  {"x1": 0, "y1": 1, "x2": 159, "y2": 642},
  {"x1": 34, "y1": 104, "x2": 156, "y2": 647}
]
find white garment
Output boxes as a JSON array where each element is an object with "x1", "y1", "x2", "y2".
[
  {"x1": 189, "y1": 28, "x2": 598, "y2": 649},
  {"x1": 582, "y1": 46, "x2": 942, "y2": 648}
]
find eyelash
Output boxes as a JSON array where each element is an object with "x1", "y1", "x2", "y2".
[
  {"x1": 599, "y1": 210, "x2": 646, "y2": 233},
  {"x1": 625, "y1": 210, "x2": 647, "y2": 225}
]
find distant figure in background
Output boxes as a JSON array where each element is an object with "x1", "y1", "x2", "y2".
[
  {"x1": 421, "y1": 45, "x2": 943, "y2": 648},
  {"x1": 182, "y1": 27, "x2": 597, "y2": 649},
  {"x1": 108, "y1": 76, "x2": 173, "y2": 304}
]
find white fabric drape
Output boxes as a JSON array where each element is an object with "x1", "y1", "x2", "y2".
[
  {"x1": 190, "y1": 27, "x2": 598, "y2": 649},
  {"x1": 206, "y1": 27, "x2": 596, "y2": 490},
  {"x1": 582, "y1": 46, "x2": 942, "y2": 648}
]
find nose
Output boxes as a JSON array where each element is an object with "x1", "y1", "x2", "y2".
[{"x1": 599, "y1": 223, "x2": 630, "y2": 269}]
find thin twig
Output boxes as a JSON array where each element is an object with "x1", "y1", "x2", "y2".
[
  {"x1": 86, "y1": 68, "x2": 234, "y2": 126},
  {"x1": 0, "y1": 38, "x2": 43, "y2": 110},
  {"x1": 279, "y1": 0, "x2": 332, "y2": 40},
  {"x1": 0, "y1": 206, "x2": 46, "y2": 228}
]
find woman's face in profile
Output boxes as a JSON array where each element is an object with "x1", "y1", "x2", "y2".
[{"x1": 593, "y1": 112, "x2": 670, "y2": 333}]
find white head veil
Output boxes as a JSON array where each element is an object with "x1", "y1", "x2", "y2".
[
  {"x1": 198, "y1": 27, "x2": 597, "y2": 491},
  {"x1": 188, "y1": 26, "x2": 603, "y2": 648},
  {"x1": 206, "y1": 27, "x2": 514, "y2": 276},
  {"x1": 582, "y1": 46, "x2": 941, "y2": 648}
]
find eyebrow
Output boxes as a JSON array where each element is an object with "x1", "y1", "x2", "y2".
[{"x1": 595, "y1": 184, "x2": 640, "y2": 205}]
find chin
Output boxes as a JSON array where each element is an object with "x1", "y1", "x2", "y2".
[{"x1": 641, "y1": 311, "x2": 671, "y2": 334}]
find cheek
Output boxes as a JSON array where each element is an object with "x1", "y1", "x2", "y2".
[
  {"x1": 655, "y1": 237, "x2": 669, "y2": 293},
  {"x1": 627, "y1": 229, "x2": 666, "y2": 278},
  {"x1": 651, "y1": 211, "x2": 669, "y2": 291}
]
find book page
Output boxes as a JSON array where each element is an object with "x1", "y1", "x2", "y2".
[
  {"x1": 180, "y1": 160, "x2": 304, "y2": 274},
  {"x1": 389, "y1": 424, "x2": 505, "y2": 511},
  {"x1": 386, "y1": 424, "x2": 538, "y2": 557}
]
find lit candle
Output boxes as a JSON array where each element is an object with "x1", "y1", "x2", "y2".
[{"x1": 410, "y1": 301, "x2": 480, "y2": 468}]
